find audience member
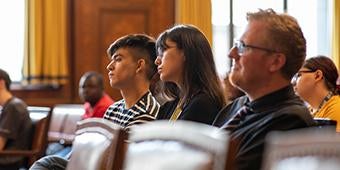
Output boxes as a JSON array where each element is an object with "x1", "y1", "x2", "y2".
[
  {"x1": 46, "y1": 71, "x2": 114, "y2": 157},
  {"x1": 293, "y1": 55, "x2": 340, "y2": 131},
  {"x1": 155, "y1": 24, "x2": 225, "y2": 125},
  {"x1": 30, "y1": 34, "x2": 160, "y2": 170},
  {"x1": 0, "y1": 68, "x2": 33, "y2": 170},
  {"x1": 79, "y1": 71, "x2": 114, "y2": 119},
  {"x1": 212, "y1": 9, "x2": 314, "y2": 170}
]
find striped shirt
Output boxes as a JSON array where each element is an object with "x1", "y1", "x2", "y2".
[{"x1": 103, "y1": 91, "x2": 160, "y2": 131}]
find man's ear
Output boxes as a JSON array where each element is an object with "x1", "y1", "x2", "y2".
[
  {"x1": 269, "y1": 53, "x2": 286, "y2": 72},
  {"x1": 136, "y1": 59, "x2": 146, "y2": 73}
]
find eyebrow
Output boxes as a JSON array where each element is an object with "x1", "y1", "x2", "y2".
[{"x1": 112, "y1": 53, "x2": 123, "y2": 60}]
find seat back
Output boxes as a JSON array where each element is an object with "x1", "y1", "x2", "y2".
[
  {"x1": 66, "y1": 118, "x2": 125, "y2": 170},
  {"x1": 48, "y1": 104, "x2": 85, "y2": 144},
  {"x1": 124, "y1": 120, "x2": 229, "y2": 170},
  {"x1": 262, "y1": 128, "x2": 340, "y2": 170},
  {"x1": 27, "y1": 106, "x2": 52, "y2": 166},
  {"x1": 48, "y1": 104, "x2": 84, "y2": 144},
  {"x1": 313, "y1": 118, "x2": 337, "y2": 130}
]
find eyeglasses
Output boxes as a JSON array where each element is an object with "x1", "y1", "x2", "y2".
[
  {"x1": 291, "y1": 70, "x2": 316, "y2": 85},
  {"x1": 234, "y1": 40, "x2": 279, "y2": 55}
]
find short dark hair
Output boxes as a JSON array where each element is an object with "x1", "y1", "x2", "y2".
[
  {"x1": 81, "y1": 71, "x2": 104, "y2": 90},
  {"x1": 0, "y1": 68, "x2": 12, "y2": 90},
  {"x1": 107, "y1": 34, "x2": 157, "y2": 80}
]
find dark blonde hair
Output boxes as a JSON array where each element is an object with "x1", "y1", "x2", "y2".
[
  {"x1": 247, "y1": 8, "x2": 306, "y2": 80},
  {"x1": 156, "y1": 24, "x2": 225, "y2": 108}
]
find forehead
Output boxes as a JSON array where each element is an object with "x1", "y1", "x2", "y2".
[
  {"x1": 80, "y1": 75, "x2": 98, "y2": 86},
  {"x1": 241, "y1": 21, "x2": 268, "y2": 42},
  {"x1": 112, "y1": 47, "x2": 135, "y2": 59}
]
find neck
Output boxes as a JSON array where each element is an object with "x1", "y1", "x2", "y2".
[
  {"x1": 306, "y1": 87, "x2": 330, "y2": 110},
  {"x1": 120, "y1": 81, "x2": 150, "y2": 109},
  {"x1": 0, "y1": 90, "x2": 13, "y2": 106},
  {"x1": 246, "y1": 77, "x2": 290, "y2": 101}
]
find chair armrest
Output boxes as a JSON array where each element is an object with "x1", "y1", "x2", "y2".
[{"x1": 0, "y1": 150, "x2": 40, "y2": 156}]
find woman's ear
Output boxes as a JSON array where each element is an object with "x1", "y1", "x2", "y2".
[{"x1": 314, "y1": 69, "x2": 324, "y2": 81}]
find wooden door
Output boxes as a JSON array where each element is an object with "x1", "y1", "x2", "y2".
[{"x1": 72, "y1": 0, "x2": 175, "y2": 102}]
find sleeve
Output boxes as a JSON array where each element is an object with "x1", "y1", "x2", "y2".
[{"x1": 0, "y1": 103, "x2": 27, "y2": 139}]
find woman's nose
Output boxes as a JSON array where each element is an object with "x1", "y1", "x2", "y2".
[{"x1": 154, "y1": 56, "x2": 161, "y2": 65}]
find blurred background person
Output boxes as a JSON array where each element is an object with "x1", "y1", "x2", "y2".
[
  {"x1": 46, "y1": 71, "x2": 114, "y2": 157},
  {"x1": 0, "y1": 68, "x2": 32, "y2": 170},
  {"x1": 79, "y1": 71, "x2": 114, "y2": 119},
  {"x1": 293, "y1": 55, "x2": 340, "y2": 131},
  {"x1": 222, "y1": 72, "x2": 245, "y2": 104}
]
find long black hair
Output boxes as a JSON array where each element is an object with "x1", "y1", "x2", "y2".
[{"x1": 156, "y1": 24, "x2": 225, "y2": 108}]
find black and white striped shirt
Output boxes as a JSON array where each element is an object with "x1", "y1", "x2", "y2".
[{"x1": 103, "y1": 91, "x2": 160, "y2": 131}]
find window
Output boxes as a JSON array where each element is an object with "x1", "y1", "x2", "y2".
[
  {"x1": 0, "y1": 1, "x2": 25, "y2": 82},
  {"x1": 212, "y1": 0, "x2": 332, "y2": 76}
]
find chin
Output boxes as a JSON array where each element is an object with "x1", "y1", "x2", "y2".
[{"x1": 159, "y1": 75, "x2": 168, "y2": 81}]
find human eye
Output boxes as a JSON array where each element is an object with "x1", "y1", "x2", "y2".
[
  {"x1": 113, "y1": 55, "x2": 122, "y2": 62},
  {"x1": 235, "y1": 40, "x2": 246, "y2": 54},
  {"x1": 297, "y1": 72, "x2": 302, "y2": 77}
]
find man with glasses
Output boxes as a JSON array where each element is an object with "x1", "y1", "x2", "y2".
[{"x1": 213, "y1": 9, "x2": 314, "y2": 170}]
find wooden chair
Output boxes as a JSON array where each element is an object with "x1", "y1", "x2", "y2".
[
  {"x1": 48, "y1": 104, "x2": 84, "y2": 145},
  {"x1": 0, "y1": 106, "x2": 51, "y2": 168},
  {"x1": 66, "y1": 118, "x2": 126, "y2": 170},
  {"x1": 123, "y1": 120, "x2": 229, "y2": 170},
  {"x1": 262, "y1": 128, "x2": 340, "y2": 170}
]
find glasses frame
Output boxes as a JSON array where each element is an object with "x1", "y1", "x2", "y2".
[
  {"x1": 234, "y1": 40, "x2": 279, "y2": 55},
  {"x1": 292, "y1": 70, "x2": 316, "y2": 84}
]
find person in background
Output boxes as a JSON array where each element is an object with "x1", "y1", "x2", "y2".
[
  {"x1": 155, "y1": 24, "x2": 225, "y2": 125},
  {"x1": 293, "y1": 55, "x2": 340, "y2": 131},
  {"x1": 79, "y1": 71, "x2": 114, "y2": 119},
  {"x1": 0, "y1": 68, "x2": 33, "y2": 170},
  {"x1": 222, "y1": 72, "x2": 245, "y2": 104},
  {"x1": 213, "y1": 9, "x2": 314, "y2": 170},
  {"x1": 46, "y1": 71, "x2": 115, "y2": 157},
  {"x1": 30, "y1": 34, "x2": 160, "y2": 170}
]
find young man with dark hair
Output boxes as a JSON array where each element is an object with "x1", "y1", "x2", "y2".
[{"x1": 30, "y1": 34, "x2": 160, "y2": 170}]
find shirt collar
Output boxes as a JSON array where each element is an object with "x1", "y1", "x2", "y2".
[{"x1": 246, "y1": 85, "x2": 295, "y2": 112}]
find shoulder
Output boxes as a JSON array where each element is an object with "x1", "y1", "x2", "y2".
[
  {"x1": 99, "y1": 94, "x2": 114, "y2": 105},
  {"x1": 317, "y1": 95, "x2": 340, "y2": 117},
  {"x1": 325, "y1": 95, "x2": 340, "y2": 108},
  {"x1": 137, "y1": 92, "x2": 160, "y2": 116},
  {"x1": 213, "y1": 96, "x2": 247, "y2": 127},
  {"x1": 106, "y1": 99, "x2": 125, "y2": 111},
  {"x1": 4, "y1": 97, "x2": 28, "y2": 112},
  {"x1": 186, "y1": 92, "x2": 221, "y2": 108}
]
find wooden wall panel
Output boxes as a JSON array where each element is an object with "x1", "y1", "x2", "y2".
[
  {"x1": 73, "y1": 0, "x2": 175, "y2": 102},
  {"x1": 13, "y1": 0, "x2": 175, "y2": 106}
]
